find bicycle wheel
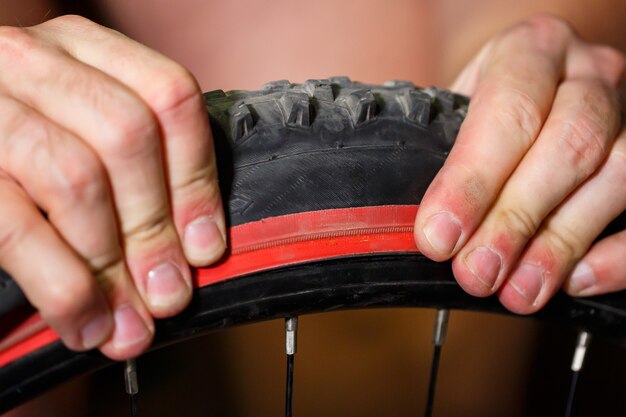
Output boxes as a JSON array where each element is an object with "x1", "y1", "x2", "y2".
[{"x1": 1, "y1": 78, "x2": 625, "y2": 414}]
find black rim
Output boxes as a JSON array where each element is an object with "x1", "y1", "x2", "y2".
[{"x1": 2, "y1": 252, "x2": 626, "y2": 413}]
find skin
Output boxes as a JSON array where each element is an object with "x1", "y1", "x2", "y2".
[
  {"x1": 0, "y1": 15, "x2": 227, "y2": 360},
  {"x1": 414, "y1": 16, "x2": 625, "y2": 314},
  {"x1": 0, "y1": 1, "x2": 623, "y2": 365}
]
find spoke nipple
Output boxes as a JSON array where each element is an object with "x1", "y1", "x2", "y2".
[
  {"x1": 285, "y1": 317, "x2": 298, "y2": 355},
  {"x1": 571, "y1": 331, "x2": 591, "y2": 372},
  {"x1": 432, "y1": 309, "x2": 450, "y2": 347},
  {"x1": 124, "y1": 359, "x2": 139, "y2": 395}
]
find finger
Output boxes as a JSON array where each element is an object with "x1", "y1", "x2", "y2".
[
  {"x1": 497, "y1": 132, "x2": 626, "y2": 313},
  {"x1": 449, "y1": 40, "x2": 494, "y2": 95},
  {"x1": 0, "y1": 95, "x2": 154, "y2": 358},
  {"x1": 566, "y1": 41, "x2": 625, "y2": 88},
  {"x1": 451, "y1": 79, "x2": 621, "y2": 296},
  {"x1": 564, "y1": 229, "x2": 626, "y2": 297},
  {"x1": 451, "y1": 30, "x2": 625, "y2": 97},
  {"x1": 38, "y1": 15, "x2": 227, "y2": 266},
  {"x1": 0, "y1": 95, "x2": 123, "y2": 280},
  {"x1": 415, "y1": 15, "x2": 573, "y2": 261},
  {"x1": 0, "y1": 26, "x2": 192, "y2": 317},
  {"x1": 0, "y1": 173, "x2": 112, "y2": 351}
]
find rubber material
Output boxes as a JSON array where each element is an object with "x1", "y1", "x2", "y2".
[
  {"x1": 0, "y1": 268, "x2": 27, "y2": 317},
  {"x1": 0, "y1": 78, "x2": 625, "y2": 412}
]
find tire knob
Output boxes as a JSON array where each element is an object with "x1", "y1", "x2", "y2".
[
  {"x1": 279, "y1": 92, "x2": 312, "y2": 127},
  {"x1": 398, "y1": 89, "x2": 432, "y2": 126},
  {"x1": 230, "y1": 102, "x2": 254, "y2": 141},
  {"x1": 303, "y1": 79, "x2": 335, "y2": 102},
  {"x1": 345, "y1": 89, "x2": 377, "y2": 125}
]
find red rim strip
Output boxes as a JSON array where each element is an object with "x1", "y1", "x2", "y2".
[{"x1": 0, "y1": 205, "x2": 419, "y2": 368}]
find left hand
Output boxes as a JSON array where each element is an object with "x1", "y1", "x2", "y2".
[{"x1": 414, "y1": 14, "x2": 625, "y2": 314}]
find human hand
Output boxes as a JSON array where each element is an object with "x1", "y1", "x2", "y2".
[
  {"x1": 414, "y1": 14, "x2": 625, "y2": 314},
  {"x1": 0, "y1": 15, "x2": 226, "y2": 359}
]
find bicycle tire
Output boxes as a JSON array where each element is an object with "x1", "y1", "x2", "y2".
[{"x1": 1, "y1": 77, "x2": 625, "y2": 413}]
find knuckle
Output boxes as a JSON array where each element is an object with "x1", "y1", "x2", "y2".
[
  {"x1": 45, "y1": 14, "x2": 96, "y2": 30},
  {"x1": 123, "y1": 209, "x2": 171, "y2": 244},
  {"x1": 151, "y1": 65, "x2": 201, "y2": 115},
  {"x1": 494, "y1": 89, "x2": 543, "y2": 150},
  {"x1": 3, "y1": 110, "x2": 108, "y2": 204},
  {"x1": 542, "y1": 223, "x2": 585, "y2": 260},
  {"x1": 4, "y1": 106, "x2": 48, "y2": 146},
  {"x1": 63, "y1": 73, "x2": 159, "y2": 160},
  {"x1": 93, "y1": 257, "x2": 126, "y2": 295},
  {"x1": 172, "y1": 164, "x2": 218, "y2": 197},
  {"x1": 42, "y1": 275, "x2": 94, "y2": 322},
  {"x1": 525, "y1": 14, "x2": 575, "y2": 38},
  {"x1": 507, "y1": 14, "x2": 574, "y2": 55},
  {"x1": 557, "y1": 116, "x2": 608, "y2": 179},
  {"x1": 591, "y1": 45, "x2": 626, "y2": 86},
  {"x1": 498, "y1": 207, "x2": 539, "y2": 241},
  {"x1": 0, "y1": 26, "x2": 36, "y2": 55},
  {"x1": 52, "y1": 156, "x2": 107, "y2": 203},
  {"x1": 103, "y1": 103, "x2": 158, "y2": 159},
  {"x1": 594, "y1": 45, "x2": 626, "y2": 69},
  {"x1": 41, "y1": 15, "x2": 122, "y2": 44}
]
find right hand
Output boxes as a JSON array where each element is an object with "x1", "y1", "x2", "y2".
[
  {"x1": 414, "y1": 15, "x2": 625, "y2": 314},
  {"x1": 0, "y1": 15, "x2": 226, "y2": 360}
]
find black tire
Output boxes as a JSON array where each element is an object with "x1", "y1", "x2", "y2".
[{"x1": 0, "y1": 78, "x2": 625, "y2": 413}]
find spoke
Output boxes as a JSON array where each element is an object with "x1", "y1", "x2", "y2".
[
  {"x1": 285, "y1": 317, "x2": 298, "y2": 417},
  {"x1": 124, "y1": 359, "x2": 139, "y2": 417},
  {"x1": 130, "y1": 394, "x2": 138, "y2": 417},
  {"x1": 564, "y1": 372, "x2": 579, "y2": 417},
  {"x1": 424, "y1": 309, "x2": 449, "y2": 417},
  {"x1": 564, "y1": 331, "x2": 591, "y2": 417},
  {"x1": 286, "y1": 354, "x2": 295, "y2": 417}
]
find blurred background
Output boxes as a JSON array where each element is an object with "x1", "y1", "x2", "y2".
[{"x1": 1, "y1": 0, "x2": 625, "y2": 415}]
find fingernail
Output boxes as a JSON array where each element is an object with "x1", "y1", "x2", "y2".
[
  {"x1": 423, "y1": 212, "x2": 462, "y2": 256},
  {"x1": 464, "y1": 246, "x2": 502, "y2": 290},
  {"x1": 570, "y1": 261, "x2": 596, "y2": 293},
  {"x1": 80, "y1": 313, "x2": 112, "y2": 350},
  {"x1": 184, "y1": 216, "x2": 226, "y2": 263},
  {"x1": 146, "y1": 262, "x2": 191, "y2": 309},
  {"x1": 112, "y1": 304, "x2": 151, "y2": 350},
  {"x1": 509, "y1": 264, "x2": 544, "y2": 304}
]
